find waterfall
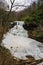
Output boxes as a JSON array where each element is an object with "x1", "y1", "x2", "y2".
[
  {"x1": 1, "y1": 21, "x2": 43, "y2": 64},
  {"x1": 10, "y1": 21, "x2": 28, "y2": 37}
]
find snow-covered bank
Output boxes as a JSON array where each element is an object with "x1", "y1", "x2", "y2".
[{"x1": 1, "y1": 21, "x2": 43, "y2": 65}]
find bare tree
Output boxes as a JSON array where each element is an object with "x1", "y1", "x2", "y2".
[
  {"x1": 0, "y1": 0, "x2": 15, "y2": 43},
  {"x1": 8, "y1": 0, "x2": 15, "y2": 16}
]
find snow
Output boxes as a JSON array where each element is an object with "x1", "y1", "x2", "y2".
[{"x1": 1, "y1": 21, "x2": 43, "y2": 64}]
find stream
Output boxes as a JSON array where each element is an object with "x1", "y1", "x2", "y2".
[{"x1": 1, "y1": 21, "x2": 43, "y2": 65}]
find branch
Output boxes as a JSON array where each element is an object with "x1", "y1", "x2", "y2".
[
  {"x1": 10, "y1": 0, "x2": 12, "y2": 4},
  {"x1": 10, "y1": 0, "x2": 15, "y2": 5},
  {"x1": 13, "y1": 5, "x2": 28, "y2": 7},
  {"x1": 7, "y1": 0, "x2": 15, "y2": 18}
]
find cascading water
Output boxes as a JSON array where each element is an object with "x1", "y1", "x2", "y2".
[
  {"x1": 9, "y1": 21, "x2": 28, "y2": 37},
  {"x1": 1, "y1": 21, "x2": 43, "y2": 64}
]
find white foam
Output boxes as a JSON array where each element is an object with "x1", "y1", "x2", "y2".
[{"x1": 1, "y1": 21, "x2": 43, "y2": 63}]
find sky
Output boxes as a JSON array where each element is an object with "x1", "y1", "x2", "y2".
[{"x1": 5, "y1": 0, "x2": 37, "y2": 11}]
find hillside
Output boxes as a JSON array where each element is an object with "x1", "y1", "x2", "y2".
[{"x1": 16, "y1": 1, "x2": 43, "y2": 43}]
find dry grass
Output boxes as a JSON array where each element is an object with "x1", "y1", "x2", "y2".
[{"x1": 0, "y1": 26, "x2": 10, "y2": 43}]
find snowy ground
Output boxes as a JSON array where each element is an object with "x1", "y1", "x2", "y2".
[{"x1": 1, "y1": 21, "x2": 43, "y2": 64}]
